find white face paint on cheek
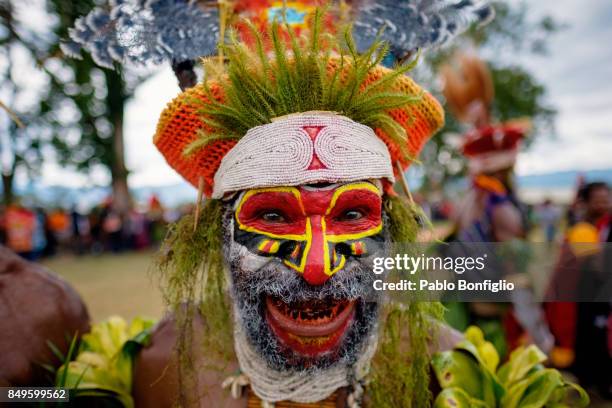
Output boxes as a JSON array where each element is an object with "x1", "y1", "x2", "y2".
[
  {"x1": 237, "y1": 244, "x2": 273, "y2": 272},
  {"x1": 227, "y1": 216, "x2": 276, "y2": 273}
]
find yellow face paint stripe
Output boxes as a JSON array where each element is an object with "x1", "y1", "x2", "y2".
[
  {"x1": 322, "y1": 182, "x2": 381, "y2": 276},
  {"x1": 326, "y1": 223, "x2": 383, "y2": 242},
  {"x1": 330, "y1": 254, "x2": 346, "y2": 276},
  {"x1": 258, "y1": 239, "x2": 271, "y2": 252},
  {"x1": 235, "y1": 186, "x2": 307, "y2": 241},
  {"x1": 320, "y1": 217, "x2": 347, "y2": 277},
  {"x1": 283, "y1": 218, "x2": 312, "y2": 274},
  {"x1": 239, "y1": 182, "x2": 382, "y2": 278},
  {"x1": 325, "y1": 182, "x2": 381, "y2": 216},
  {"x1": 269, "y1": 241, "x2": 280, "y2": 253},
  {"x1": 322, "y1": 217, "x2": 330, "y2": 276}
]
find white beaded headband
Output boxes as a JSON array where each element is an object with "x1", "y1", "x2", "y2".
[{"x1": 212, "y1": 113, "x2": 395, "y2": 198}]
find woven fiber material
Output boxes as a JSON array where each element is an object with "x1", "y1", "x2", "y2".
[
  {"x1": 212, "y1": 114, "x2": 393, "y2": 198},
  {"x1": 154, "y1": 81, "x2": 236, "y2": 197},
  {"x1": 233, "y1": 321, "x2": 377, "y2": 404},
  {"x1": 246, "y1": 387, "x2": 341, "y2": 408},
  {"x1": 154, "y1": 60, "x2": 444, "y2": 196}
]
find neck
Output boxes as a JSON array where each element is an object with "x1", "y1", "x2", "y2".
[{"x1": 233, "y1": 320, "x2": 378, "y2": 405}]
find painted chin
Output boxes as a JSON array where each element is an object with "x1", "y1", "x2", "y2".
[{"x1": 265, "y1": 295, "x2": 356, "y2": 357}]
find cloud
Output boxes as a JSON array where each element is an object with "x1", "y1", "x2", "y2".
[{"x1": 509, "y1": 0, "x2": 612, "y2": 176}]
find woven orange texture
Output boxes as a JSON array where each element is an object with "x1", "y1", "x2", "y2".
[
  {"x1": 154, "y1": 82, "x2": 236, "y2": 197},
  {"x1": 153, "y1": 62, "x2": 444, "y2": 195}
]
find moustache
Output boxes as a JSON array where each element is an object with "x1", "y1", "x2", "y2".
[{"x1": 228, "y1": 251, "x2": 382, "y2": 305}]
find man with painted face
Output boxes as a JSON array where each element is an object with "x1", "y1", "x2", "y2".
[
  {"x1": 130, "y1": 14, "x2": 460, "y2": 405},
  {"x1": 43, "y1": 0, "x2": 496, "y2": 404}
]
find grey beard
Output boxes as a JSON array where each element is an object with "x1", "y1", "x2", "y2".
[{"x1": 221, "y1": 205, "x2": 388, "y2": 372}]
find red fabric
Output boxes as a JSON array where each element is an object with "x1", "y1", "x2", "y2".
[
  {"x1": 544, "y1": 302, "x2": 577, "y2": 349},
  {"x1": 543, "y1": 218, "x2": 608, "y2": 350},
  {"x1": 462, "y1": 124, "x2": 526, "y2": 157},
  {"x1": 503, "y1": 310, "x2": 525, "y2": 351}
]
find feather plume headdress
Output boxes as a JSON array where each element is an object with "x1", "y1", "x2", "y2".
[
  {"x1": 64, "y1": 0, "x2": 495, "y2": 85},
  {"x1": 63, "y1": 1, "x2": 494, "y2": 196},
  {"x1": 154, "y1": 12, "x2": 445, "y2": 197},
  {"x1": 441, "y1": 54, "x2": 531, "y2": 173}
]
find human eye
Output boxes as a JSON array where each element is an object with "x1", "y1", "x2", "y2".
[
  {"x1": 336, "y1": 209, "x2": 365, "y2": 222},
  {"x1": 259, "y1": 210, "x2": 287, "y2": 223}
]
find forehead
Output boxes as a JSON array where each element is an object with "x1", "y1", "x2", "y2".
[{"x1": 235, "y1": 182, "x2": 382, "y2": 211}]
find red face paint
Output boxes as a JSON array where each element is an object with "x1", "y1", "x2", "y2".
[{"x1": 234, "y1": 182, "x2": 383, "y2": 285}]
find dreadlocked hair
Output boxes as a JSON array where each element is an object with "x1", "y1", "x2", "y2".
[
  {"x1": 368, "y1": 195, "x2": 444, "y2": 408},
  {"x1": 156, "y1": 199, "x2": 234, "y2": 398},
  {"x1": 185, "y1": 8, "x2": 422, "y2": 162}
]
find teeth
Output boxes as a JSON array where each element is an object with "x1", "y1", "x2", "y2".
[{"x1": 270, "y1": 296, "x2": 351, "y2": 322}]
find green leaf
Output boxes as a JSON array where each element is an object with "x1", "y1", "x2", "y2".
[
  {"x1": 497, "y1": 345, "x2": 547, "y2": 387},
  {"x1": 46, "y1": 339, "x2": 65, "y2": 362},
  {"x1": 431, "y1": 350, "x2": 485, "y2": 399},
  {"x1": 434, "y1": 387, "x2": 488, "y2": 408},
  {"x1": 501, "y1": 368, "x2": 562, "y2": 408},
  {"x1": 57, "y1": 333, "x2": 79, "y2": 387}
]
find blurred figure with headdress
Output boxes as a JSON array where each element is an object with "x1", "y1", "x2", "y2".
[
  {"x1": 146, "y1": 194, "x2": 166, "y2": 246},
  {"x1": 441, "y1": 54, "x2": 553, "y2": 357},
  {"x1": 544, "y1": 182, "x2": 611, "y2": 398}
]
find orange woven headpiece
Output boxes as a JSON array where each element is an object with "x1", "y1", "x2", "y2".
[{"x1": 154, "y1": 62, "x2": 443, "y2": 197}]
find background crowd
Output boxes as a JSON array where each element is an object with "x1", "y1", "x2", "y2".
[{"x1": 0, "y1": 194, "x2": 194, "y2": 260}]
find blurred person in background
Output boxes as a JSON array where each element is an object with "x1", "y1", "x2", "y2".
[
  {"x1": 604, "y1": 204, "x2": 612, "y2": 399},
  {"x1": 102, "y1": 206, "x2": 124, "y2": 253},
  {"x1": 0, "y1": 204, "x2": 6, "y2": 244},
  {"x1": 126, "y1": 206, "x2": 149, "y2": 250},
  {"x1": 4, "y1": 201, "x2": 36, "y2": 259},
  {"x1": 536, "y1": 198, "x2": 562, "y2": 244},
  {"x1": 30, "y1": 207, "x2": 48, "y2": 260},
  {"x1": 70, "y1": 206, "x2": 87, "y2": 255},
  {"x1": 442, "y1": 54, "x2": 552, "y2": 357},
  {"x1": 566, "y1": 174, "x2": 586, "y2": 227},
  {"x1": 47, "y1": 208, "x2": 71, "y2": 252},
  {"x1": 88, "y1": 205, "x2": 105, "y2": 254},
  {"x1": 146, "y1": 194, "x2": 166, "y2": 246},
  {"x1": 545, "y1": 182, "x2": 611, "y2": 398}
]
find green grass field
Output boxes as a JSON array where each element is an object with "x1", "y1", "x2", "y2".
[{"x1": 42, "y1": 251, "x2": 166, "y2": 322}]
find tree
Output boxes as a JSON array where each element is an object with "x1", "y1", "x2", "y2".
[
  {"x1": 45, "y1": 0, "x2": 135, "y2": 214},
  {"x1": 414, "y1": 1, "x2": 561, "y2": 189},
  {"x1": 0, "y1": 0, "x2": 135, "y2": 213},
  {"x1": 0, "y1": 0, "x2": 49, "y2": 206}
]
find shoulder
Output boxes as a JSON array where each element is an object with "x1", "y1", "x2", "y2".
[
  {"x1": 0, "y1": 245, "x2": 90, "y2": 385},
  {"x1": 490, "y1": 201, "x2": 523, "y2": 241},
  {"x1": 132, "y1": 310, "x2": 243, "y2": 407}
]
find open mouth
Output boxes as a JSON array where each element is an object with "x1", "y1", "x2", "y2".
[{"x1": 265, "y1": 295, "x2": 356, "y2": 356}]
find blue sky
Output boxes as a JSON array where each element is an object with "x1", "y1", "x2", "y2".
[{"x1": 21, "y1": 1, "x2": 612, "y2": 188}]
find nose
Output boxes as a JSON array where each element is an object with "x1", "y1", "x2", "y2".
[{"x1": 302, "y1": 215, "x2": 329, "y2": 285}]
